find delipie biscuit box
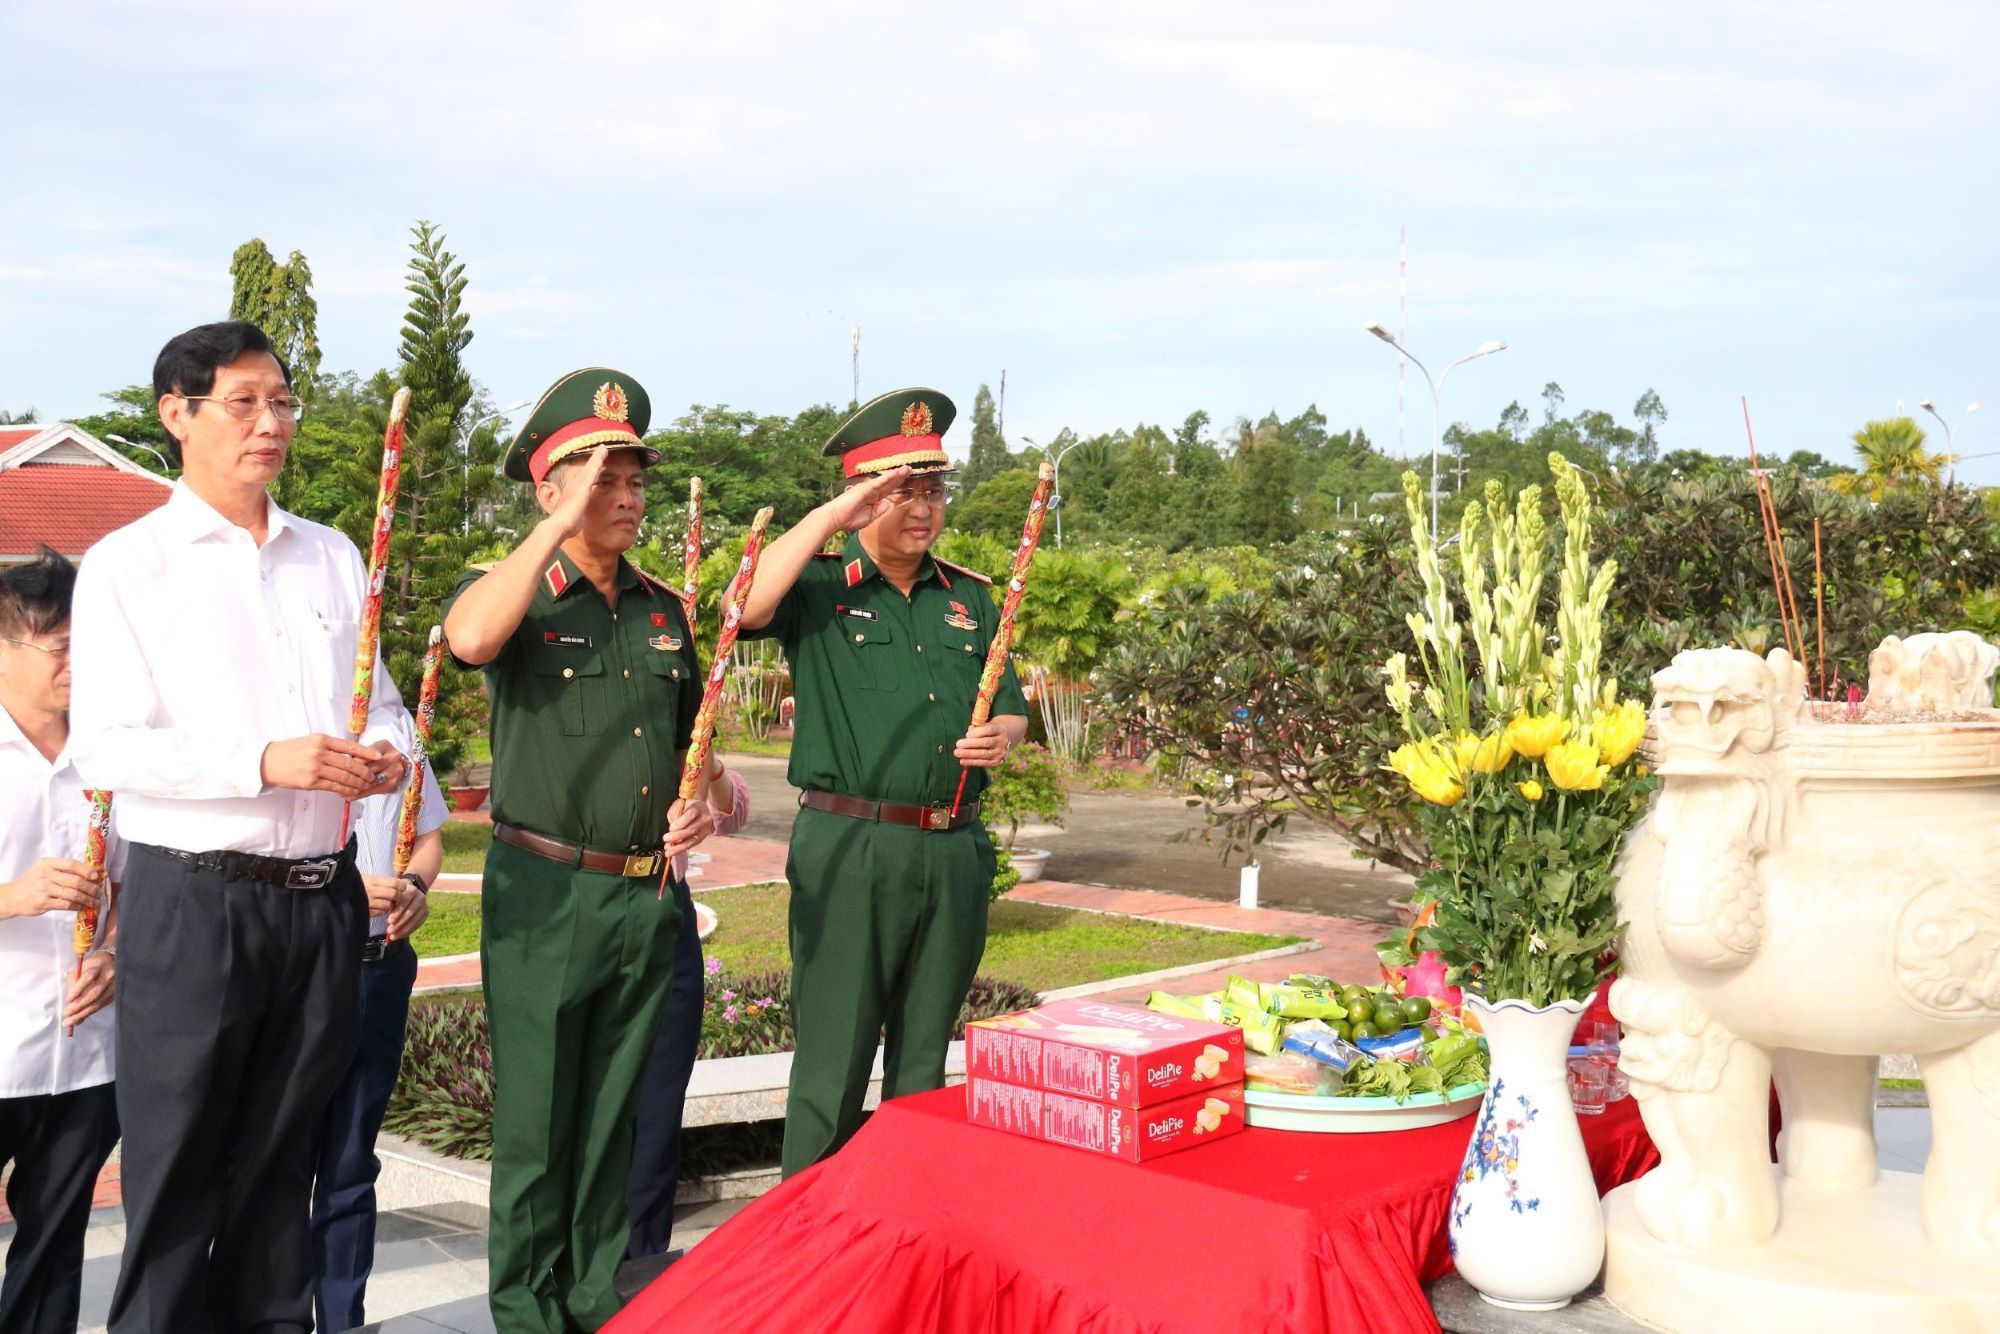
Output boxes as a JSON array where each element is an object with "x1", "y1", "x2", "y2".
[
  {"x1": 964, "y1": 998, "x2": 1245, "y2": 1107},
  {"x1": 966, "y1": 1077, "x2": 1247, "y2": 1162}
]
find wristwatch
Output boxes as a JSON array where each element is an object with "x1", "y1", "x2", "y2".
[{"x1": 400, "y1": 871, "x2": 430, "y2": 895}]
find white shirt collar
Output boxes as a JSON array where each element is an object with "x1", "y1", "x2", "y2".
[
  {"x1": 164, "y1": 481, "x2": 292, "y2": 546},
  {"x1": 0, "y1": 700, "x2": 68, "y2": 769}
]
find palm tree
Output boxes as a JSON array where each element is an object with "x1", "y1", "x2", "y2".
[{"x1": 1828, "y1": 417, "x2": 1952, "y2": 501}]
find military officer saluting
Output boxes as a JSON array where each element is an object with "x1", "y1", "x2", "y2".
[
  {"x1": 442, "y1": 369, "x2": 712, "y2": 1331},
  {"x1": 736, "y1": 388, "x2": 1028, "y2": 1176}
]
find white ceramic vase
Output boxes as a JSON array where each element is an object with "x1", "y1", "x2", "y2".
[{"x1": 1447, "y1": 993, "x2": 1605, "y2": 1310}]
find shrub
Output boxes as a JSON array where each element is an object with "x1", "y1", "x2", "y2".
[
  {"x1": 989, "y1": 845, "x2": 1021, "y2": 903},
  {"x1": 387, "y1": 971, "x2": 1045, "y2": 1161},
  {"x1": 980, "y1": 741, "x2": 1070, "y2": 851}
]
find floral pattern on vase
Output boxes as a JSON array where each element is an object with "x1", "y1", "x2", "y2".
[{"x1": 1451, "y1": 1077, "x2": 1541, "y2": 1248}]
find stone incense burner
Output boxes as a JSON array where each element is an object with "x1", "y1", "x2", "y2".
[{"x1": 1604, "y1": 631, "x2": 2000, "y2": 1331}]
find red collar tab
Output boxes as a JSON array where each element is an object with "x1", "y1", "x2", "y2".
[
  {"x1": 844, "y1": 559, "x2": 865, "y2": 588},
  {"x1": 543, "y1": 560, "x2": 570, "y2": 598}
]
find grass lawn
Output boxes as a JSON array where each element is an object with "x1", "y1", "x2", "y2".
[
  {"x1": 718, "y1": 731, "x2": 792, "y2": 759},
  {"x1": 414, "y1": 891, "x2": 484, "y2": 958},
  {"x1": 441, "y1": 820, "x2": 493, "y2": 874},
  {"x1": 412, "y1": 879, "x2": 1302, "y2": 991},
  {"x1": 465, "y1": 735, "x2": 492, "y2": 764}
]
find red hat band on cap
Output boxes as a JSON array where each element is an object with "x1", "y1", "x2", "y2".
[
  {"x1": 843, "y1": 432, "x2": 946, "y2": 478},
  {"x1": 528, "y1": 417, "x2": 643, "y2": 484}
]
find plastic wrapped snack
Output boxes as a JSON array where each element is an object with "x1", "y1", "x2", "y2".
[
  {"x1": 1245, "y1": 1051, "x2": 1341, "y2": 1097},
  {"x1": 1355, "y1": 1027, "x2": 1426, "y2": 1063},
  {"x1": 1221, "y1": 1000, "x2": 1282, "y2": 1055},
  {"x1": 1282, "y1": 1028, "x2": 1365, "y2": 1073}
]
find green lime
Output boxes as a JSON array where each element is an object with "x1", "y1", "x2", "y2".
[
  {"x1": 1331, "y1": 1021, "x2": 1352, "y2": 1043},
  {"x1": 1344, "y1": 998, "x2": 1372, "y2": 1026},
  {"x1": 1401, "y1": 996, "x2": 1433, "y2": 1025},
  {"x1": 1351, "y1": 1021, "x2": 1378, "y2": 1040},
  {"x1": 1371, "y1": 1003, "x2": 1406, "y2": 1033},
  {"x1": 1340, "y1": 984, "x2": 1370, "y2": 1006}
]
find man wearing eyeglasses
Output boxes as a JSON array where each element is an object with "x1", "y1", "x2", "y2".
[
  {"x1": 68, "y1": 320, "x2": 410, "y2": 1332},
  {"x1": 734, "y1": 387, "x2": 1028, "y2": 1176}
]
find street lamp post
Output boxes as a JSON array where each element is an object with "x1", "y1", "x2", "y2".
[
  {"x1": 1919, "y1": 398, "x2": 1982, "y2": 487},
  {"x1": 105, "y1": 433, "x2": 174, "y2": 474},
  {"x1": 1023, "y1": 434, "x2": 1090, "y2": 548},
  {"x1": 1363, "y1": 324, "x2": 1507, "y2": 535}
]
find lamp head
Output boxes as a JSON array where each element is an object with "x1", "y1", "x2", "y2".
[
  {"x1": 1365, "y1": 322, "x2": 1396, "y2": 344},
  {"x1": 1478, "y1": 340, "x2": 1508, "y2": 355},
  {"x1": 1921, "y1": 398, "x2": 1938, "y2": 413}
]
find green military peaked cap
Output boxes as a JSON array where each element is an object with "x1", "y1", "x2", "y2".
[
  {"x1": 823, "y1": 387, "x2": 957, "y2": 478},
  {"x1": 501, "y1": 367, "x2": 661, "y2": 483}
]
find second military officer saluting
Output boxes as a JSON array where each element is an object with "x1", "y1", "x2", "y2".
[
  {"x1": 441, "y1": 369, "x2": 713, "y2": 1331},
  {"x1": 735, "y1": 388, "x2": 1029, "y2": 1177}
]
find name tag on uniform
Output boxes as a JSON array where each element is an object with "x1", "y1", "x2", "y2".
[
  {"x1": 837, "y1": 606, "x2": 878, "y2": 621},
  {"x1": 543, "y1": 632, "x2": 593, "y2": 647}
]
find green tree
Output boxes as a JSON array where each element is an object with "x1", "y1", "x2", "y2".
[
  {"x1": 69, "y1": 386, "x2": 178, "y2": 475},
  {"x1": 1830, "y1": 416, "x2": 1950, "y2": 500},
  {"x1": 323, "y1": 221, "x2": 504, "y2": 780},
  {"x1": 1632, "y1": 388, "x2": 1667, "y2": 465},
  {"x1": 1231, "y1": 422, "x2": 1302, "y2": 544},
  {"x1": 639, "y1": 402, "x2": 842, "y2": 543},
  {"x1": 961, "y1": 384, "x2": 1011, "y2": 491},
  {"x1": 1541, "y1": 381, "x2": 1565, "y2": 427},
  {"x1": 228, "y1": 238, "x2": 324, "y2": 400},
  {"x1": 952, "y1": 467, "x2": 1041, "y2": 539},
  {"x1": 0, "y1": 407, "x2": 36, "y2": 425}
]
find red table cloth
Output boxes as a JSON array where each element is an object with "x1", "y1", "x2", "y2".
[{"x1": 610, "y1": 1085, "x2": 1656, "y2": 1334}]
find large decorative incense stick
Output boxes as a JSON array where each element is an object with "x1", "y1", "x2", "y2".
[
  {"x1": 340, "y1": 387, "x2": 413, "y2": 843},
  {"x1": 393, "y1": 626, "x2": 445, "y2": 876},
  {"x1": 667, "y1": 506, "x2": 775, "y2": 895},
  {"x1": 1741, "y1": 396, "x2": 1806, "y2": 668},
  {"x1": 681, "y1": 476, "x2": 704, "y2": 624},
  {"x1": 949, "y1": 462, "x2": 1056, "y2": 819},
  {"x1": 68, "y1": 788, "x2": 111, "y2": 1035}
]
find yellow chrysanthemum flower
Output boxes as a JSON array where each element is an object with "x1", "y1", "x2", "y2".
[
  {"x1": 1388, "y1": 739, "x2": 1466, "y2": 807},
  {"x1": 1454, "y1": 731, "x2": 1515, "y2": 775},
  {"x1": 1593, "y1": 699, "x2": 1648, "y2": 767},
  {"x1": 1517, "y1": 779, "x2": 1544, "y2": 802},
  {"x1": 1545, "y1": 739, "x2": 1610, "y2": 792},
  {"x1": 1504, "y1": 712, "x2": 1569, "y2": 760}
]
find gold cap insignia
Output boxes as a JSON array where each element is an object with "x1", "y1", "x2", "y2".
[
  {"x1": 594, "y1": 381, "x2": 630, "y2": 423},
  {"x1": 899, "y1": 401, "x2": 934, "y2": 437}
]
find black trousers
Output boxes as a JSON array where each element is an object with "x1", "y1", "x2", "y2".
[
  {"x1": 625, "y1": 876, "x2": 705, "y2": 1257},
  {"x1": 0, "y1": 1082, "x2": 120, "y2": 1334},
  {"x1": 107, "y1": 843, "x2": 365, "y2": 1334}
]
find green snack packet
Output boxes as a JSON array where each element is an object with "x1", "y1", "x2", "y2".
[
  {"x1": 1222, "y1": 1000, "x2": 1281, "y2": 1055},
  {"x1": 1146, "y1": 991, "x2": 1208, "y2": 1021},
  {"x1": 1194, "y1": 992, "x2": 1225, "y2": 1023},
  {"x1": 1286, "y1": 972, "x2": 1336, "y2": 988},
  {"x1": 1270, "y1": 987, "x2": 1347, "y2": 1021},
  {"x1": 1224, "y1": 975, "x2": 1262, "y2": 1013}
]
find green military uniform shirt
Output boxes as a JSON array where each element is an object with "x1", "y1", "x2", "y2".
[
  {"x1": 745, "y1": 533, "x2": 1028, "y2": 807},
  {"x1": 444, "y1": 550, "x2": 700, "y2": 851}
]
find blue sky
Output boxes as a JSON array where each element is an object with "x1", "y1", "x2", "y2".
[{"x1": 3, "y1": 2, "x2": 1995, "y2": 477}]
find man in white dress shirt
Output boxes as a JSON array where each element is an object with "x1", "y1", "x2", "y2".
[
  {"x1": 68, "y1": 320, "x2": 410, "y2": 1332},
  {"x1": 0, "y1": 548, "x2": 122, "y2": 1334}
]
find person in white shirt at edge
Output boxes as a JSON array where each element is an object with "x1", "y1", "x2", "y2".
[
  {"x1": 0, "y1": 548, "x2": 122, "y2": 1334},
  {"x1": 308, "y1": 702, "x2": 442, "y2": 1334},
  {"x1": 67, "y1": 320, "x2": 410, "y2": 1334}
]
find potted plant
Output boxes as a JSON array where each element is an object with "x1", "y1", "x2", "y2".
[
  {"x1": 1382, "y1": 456, "x2": 1652, "y2": 1311},
  {"x1": 980, "y1": 742, "x2": 1070, "y2": 882}
]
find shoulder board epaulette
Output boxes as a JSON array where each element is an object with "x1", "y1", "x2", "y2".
[
  {"x1": 633, "y1": 566, "x2": 673, "y2": 595},
  {"x1": 933, "y1": 557, "x2": 993, "y2": 586}
]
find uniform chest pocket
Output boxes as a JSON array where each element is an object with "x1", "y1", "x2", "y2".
[
  {"x1": 839, "y1": 617, "x2": 897, "y2": 692},
  {"x1": 528, "y1": 644, "x2": 606, "y2": 735},
  {"x1": 642, "y1": 645, "x2": 690, "y2": 721}
]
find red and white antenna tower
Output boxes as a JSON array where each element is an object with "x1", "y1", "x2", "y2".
[{"x1": 1398, "y1": 223, "x2": 1408, "y2": 466}]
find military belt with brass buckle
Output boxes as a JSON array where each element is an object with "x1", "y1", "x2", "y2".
[
  {"x1": 493, "y1": 822, "x2": 664, "y2": 879},
  {"x1": 798, "y1": 790, "x2": 981, "y2": 832}
]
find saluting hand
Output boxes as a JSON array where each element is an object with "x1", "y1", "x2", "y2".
[
  {"x1": 825, "y1": 466, "x2": 913, "y2": 534},
  {"x1": 661, "y1": 797, "x2": 715, "y2": 860},
  {"x1": 549, "y1": 446, "x2": 610, "y2": 538},
  {"x1": 0, "y1": 858, "x2": 104, "y2": 919},
  {"x1": 954, "y1": 721, "x2": 1012, "y2": 769},
  {"x1": 261, "y1": 735, "x2": 410, "y2": 799}
]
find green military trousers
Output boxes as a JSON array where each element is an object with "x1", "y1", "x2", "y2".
[
  {"x1": 482, "y1": 837, "x2": 681, "y2": 1331},
  {"x1": 780, "y1": 805, "x2": 995, "y2": 1177}
]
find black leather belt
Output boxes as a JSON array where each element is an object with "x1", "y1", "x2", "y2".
[
  {"x1": 137, "y1": 840, "x2": 355, "y2": 889},
  {"x1": 799, "y1": 790, "x2": 981, "y2": 831}
]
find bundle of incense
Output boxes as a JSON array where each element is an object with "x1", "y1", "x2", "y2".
[
  {"x1": 666, "y1": 506, "x2": 775, "y2": 894},
  {"x1": 73, "y1": 789, "x2": 111, "y2": 958},
  {"x1": 341, "y1": 387, "x2": 413, "y2": 843},
  {"x1": 682, "y1": 476, "x2": 704, "y2": 622},
  {"x1": 950, "y1": 462, "x2": 1056, "y2": 818},
  {"x1": 392, "y1": 627, "x2": 445, "y2": 876}
]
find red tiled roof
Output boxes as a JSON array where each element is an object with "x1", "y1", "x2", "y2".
[
  {"x1": 0, "y1": 463, "x2": 172, "y2": 558},
  {"x1": 0, "y1": 428, "x2": 41, "y2": 451}
]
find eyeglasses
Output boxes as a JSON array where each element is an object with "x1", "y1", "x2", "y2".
[
  {"x1": 2, "y1": 638, "x2": 69, "y2": 663},
  {"x1": 887, "y1": 484, "x2": 950, "y2": 508},
  {"x1": 179, "y1": 392, "x2": 307, "y2": 422}
]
